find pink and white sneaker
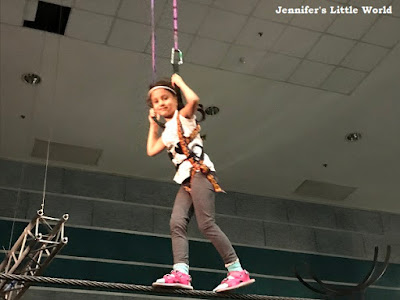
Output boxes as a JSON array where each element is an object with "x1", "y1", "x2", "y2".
[
  {"x1": 213, "y1": 270, "x2": 255, "y2": 292},
  {"x1": 152, "y1": 270, "x2": 193, "y2": 290}
]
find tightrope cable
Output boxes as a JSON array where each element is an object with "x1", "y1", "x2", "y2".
[{"x1": 0, "y1": 273, "x2": 319, "y2": 300}]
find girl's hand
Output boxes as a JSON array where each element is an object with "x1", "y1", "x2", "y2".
[
  {"x1": 171, "y1": 73, "x2": 184, "y2": 88},
  {"x1": 148, "y1": 108, "x2": 159, "y2": 126}
]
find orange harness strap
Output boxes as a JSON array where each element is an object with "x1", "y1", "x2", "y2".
[{"x1": 176, "y1": 113, "x2": 225, "y2": 193}]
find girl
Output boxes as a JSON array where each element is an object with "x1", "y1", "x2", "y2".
[{"x1": 147, "y1": 74, "x2": 255, "y2": 292}]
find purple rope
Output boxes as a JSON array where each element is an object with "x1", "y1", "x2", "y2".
[
  {"x1": 150, "y1": 0, "x2": 156, "y2": 83},
  {"x1": 173, "y1": 0, "x2": 178, "y2": 50}
]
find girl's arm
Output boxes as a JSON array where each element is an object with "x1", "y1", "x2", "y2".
[
  {"x1": 171, "y1": 74, "x2": 199, "y2": 119},
  {"x1": 147, "y1": 109, "x2": 166, "y2": 156}
]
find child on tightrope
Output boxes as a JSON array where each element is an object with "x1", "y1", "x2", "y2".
[{"x1": 146, "y1": 73, "x2": 255, "y2": 292}]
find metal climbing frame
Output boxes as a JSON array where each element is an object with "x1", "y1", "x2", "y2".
[{"x1": 0, "y1": 210, "x2": 68, "y2": 300}]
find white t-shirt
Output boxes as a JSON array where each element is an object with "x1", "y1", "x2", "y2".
[{"x1": 161, "y1": 110, "x2": 215, "y2": 184}]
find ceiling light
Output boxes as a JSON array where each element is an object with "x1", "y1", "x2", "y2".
[
  {"x1": 345, "y1": 132, "x2": 362, "y2": 142},
  {"x1": 22, "y1": 73, "x2": 41, "y2": 85}
]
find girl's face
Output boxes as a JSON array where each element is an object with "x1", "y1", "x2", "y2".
[{"x1": 150, "y1": 88, "x2": 178, "y2": 119}]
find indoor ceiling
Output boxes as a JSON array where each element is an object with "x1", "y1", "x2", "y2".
[{"x1": 1, "y1": 0, "x2": 399, "y2": 213}]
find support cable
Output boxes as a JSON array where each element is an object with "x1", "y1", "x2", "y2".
[
  {"x1": 295, "y1": 246, "x2": 391, "y2": 297},
  {"x1": 0, "y1": 273, "x2": 318, "y2": 300},
  {"x1": 39, "y1": 0, "x2": 64, "y2": 216}
]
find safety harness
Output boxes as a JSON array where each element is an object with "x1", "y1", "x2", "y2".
[{"x1": 176, "y1": 113, "x2": 224, "y2": 193}]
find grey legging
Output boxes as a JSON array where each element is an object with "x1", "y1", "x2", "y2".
[{"x1": 170, "y1": 172, "x2": 238, "y2": 265}]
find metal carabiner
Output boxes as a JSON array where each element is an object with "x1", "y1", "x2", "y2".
[{"x1": 171, "y1": 48, "x2": 183, "y2": 65}]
